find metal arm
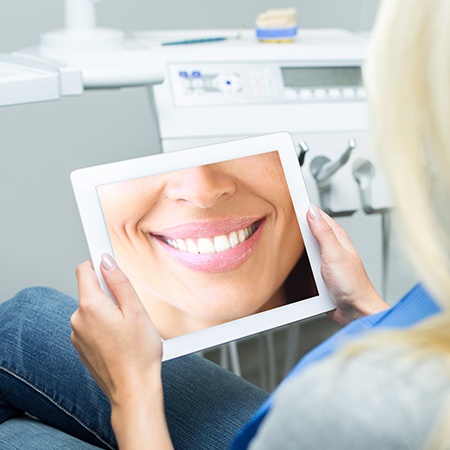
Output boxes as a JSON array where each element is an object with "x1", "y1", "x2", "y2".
[
  {"x1": 310, "y1": 138, "x2": 356, "y2": 190},
  {"x1": 309, "y1": 139, "x2": 357, "y2": 217},
  {"x1": 352, "y1": 158, "x2": 393, "y2": 298},
  {"x1": 352, "y1": 158, "x2": 391, "y2": 215},
  {"x1": 297, "y1": 141, "x2": 309, "y2": 167}
]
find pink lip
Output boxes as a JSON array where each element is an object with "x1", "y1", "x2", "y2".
[
  {"x1": 152, "y1": 217, "x2": 261, "y2": 240},
  {"x1": 150, "y1": 218, "x2": 266, "y2": 273}
]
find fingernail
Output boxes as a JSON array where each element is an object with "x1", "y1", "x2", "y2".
[
  {"x1": 308, "y1": 204, "x2": 323, "y2": 220},
  {"x1": 101, "y1": 253, "x2": 117, "y2": 271}
]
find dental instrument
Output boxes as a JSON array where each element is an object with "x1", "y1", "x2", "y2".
[{"x1": 352, "y1": 158, "x2": 393, "y2": 298}]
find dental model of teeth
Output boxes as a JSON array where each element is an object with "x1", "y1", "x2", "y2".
[
  {"x1": 255, "y1": 8, "x2": 298, "y2": 43},
  {"x1": 163, "y1": 223, "x2": 258, "y2": 254}
]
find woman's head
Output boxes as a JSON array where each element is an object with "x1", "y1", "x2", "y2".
[
  {"x1": 365, "y1": 0, "x2": 450, "y2": 307},
  {"x1": 97, "y1": 151, "x2": 312, "y2": 337}
]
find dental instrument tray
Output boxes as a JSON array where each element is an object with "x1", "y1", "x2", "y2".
[{"x1": 71, "y1": 132, "x2": 334, "y2": 360}]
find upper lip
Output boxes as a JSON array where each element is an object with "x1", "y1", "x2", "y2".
[{"x1": 149, "y1": 217, "x2": 264, "y2": 241}]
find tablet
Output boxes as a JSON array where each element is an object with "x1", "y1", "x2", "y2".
[{"x1": 71, "y1": 132, "x2": 335, "y2": 360}]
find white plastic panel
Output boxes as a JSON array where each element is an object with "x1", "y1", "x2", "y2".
[{"x1": 0, "y1": 54, "x2": 60, "y2": 106}]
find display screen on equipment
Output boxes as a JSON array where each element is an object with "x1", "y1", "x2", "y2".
[{"x1": 281, "y1": 66, "x2": 362, "y2": 88}]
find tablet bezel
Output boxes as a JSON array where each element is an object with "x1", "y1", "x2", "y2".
[{"x1": 71, "y1": 132, "x2": 335, "y2": 360}]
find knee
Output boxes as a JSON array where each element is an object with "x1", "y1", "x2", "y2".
[
  {"x1": 1, "y1": 287, "x2": 78, "y2": 325},
  {"x1": 12, "y1": 286, "x2": 73, "y2": 303},
  {"x1": 0, "y1": 287, "x2": 79, "y2": 356}
]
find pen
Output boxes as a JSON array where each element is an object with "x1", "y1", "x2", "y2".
[{"x1": 161, "y1": 37, "x2": 228, "y2": 46}]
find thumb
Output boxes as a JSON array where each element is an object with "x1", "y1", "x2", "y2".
[
  {"x1": 306, "y1": 204, "x2": 342, "y2": 257},
  {"x1": 100, "y1": 254, "x2": 142, "y2": 312}
]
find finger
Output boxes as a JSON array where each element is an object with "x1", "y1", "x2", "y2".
[
  {"x1": 306, "y1": 204, "x2": 343, "y2": 256},
  {"x1": 69, "y1": 309, "x2": 79, "y2": 332},
  {"x1": 100, "y1": 254, "x2": 144, "y2": 312},
  {"x1": 319, "y1": 210, "x2": 355, "y2": 253},
  {"x1": 76, "y1": 261, "x2": 104, "y2": 305},
  {"x1": 69, "y1": 326, "x2": 83, "y2": 359}
]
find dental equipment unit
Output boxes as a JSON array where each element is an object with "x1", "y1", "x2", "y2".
[{"x1": 0, "y1": 0, "x2": 164, "y2": 107}]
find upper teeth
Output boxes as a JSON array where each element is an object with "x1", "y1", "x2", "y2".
[{"x1": 162, "y1": 223, "x2": 258, "y2": 254}]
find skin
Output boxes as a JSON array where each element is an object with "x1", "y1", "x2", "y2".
[
  {"x1": 96, "y1": 152, "x2": 304, "y2": 338},
  {"x1": 71, "y1": 205, "x2": 389, "y2": 449},
  {"x1": 307, "y1": 205, "x2": 389, "y2": 325}
]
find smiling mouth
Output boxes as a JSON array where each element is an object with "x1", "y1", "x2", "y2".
[{"x1": 153, "y1": 220, "x2": 262, "y2": 255}]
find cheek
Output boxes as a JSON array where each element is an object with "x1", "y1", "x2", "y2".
[
  {"x1": 245, "y1": 162, "x2": 291, "y2": 212},
  {"x1": 98, "y1": 178, "x2": 166, "y2": 235},
  {"x1": 101, "y1": 194, "x2": 160, "y2": 248},
  {"x1": 103, "y1": 213, "x2": 156, "y2": 286},
  {"x1": 110, "y1": 226, "x2": 151, "y2": 266},
  {"x1": 103, "y1": 200, "x2": 147, "y2": 228},
  {"x1": 288, "y1": 227, "x2": 304, "y2": 263},
  {"x1": 275, "y1": 204, "x2": 304, "y2": 271}
]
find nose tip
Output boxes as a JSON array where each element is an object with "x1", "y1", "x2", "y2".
[{"x1": 165, "y1": 165, "x2": 236, "y2": 208}]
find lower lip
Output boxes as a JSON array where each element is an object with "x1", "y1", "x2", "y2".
[{"x1": 152, "y1": 220, "x2": 265, "y2": 273}]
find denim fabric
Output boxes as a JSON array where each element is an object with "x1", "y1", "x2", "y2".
[
  {"x1": 0, "y1": 416, "x2": 101, "y2": 450},
  {"x1": 0, "y1": 287, "x2": 268, "y2": 449}
]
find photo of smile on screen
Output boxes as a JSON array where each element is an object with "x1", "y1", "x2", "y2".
[{"x1": 71, "y1": 132, "x2": 334, "y2": 360}]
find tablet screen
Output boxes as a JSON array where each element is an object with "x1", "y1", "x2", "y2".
[
  {"x1": 71, "y1": 132, "x2": 333, "y2": 359},
  {"x1": 96, "y1": 150, "x2": 318, "y2": 340}
]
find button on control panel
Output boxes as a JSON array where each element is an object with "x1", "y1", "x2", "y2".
[
  {"x1": 168, "y1": 63, "x2": 365, "y2": 107},
  {"x1": 212, "y1": 73, "x2": 242, "y2": 93}
]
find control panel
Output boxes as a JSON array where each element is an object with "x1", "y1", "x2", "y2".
[{"x1": 168, "y1": 62, "x2": 365, "y2": 107}]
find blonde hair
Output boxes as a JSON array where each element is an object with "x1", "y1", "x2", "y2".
[
  {"x1": 345, "y1": 0, "x2": 450, "y2": 446},
  {"x1": 365, "y1": 0, "x2": 450, "y2": 306}
]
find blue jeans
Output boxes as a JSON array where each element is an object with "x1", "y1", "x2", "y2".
[{"x1": 0, "y1": 288, "x2": 268, "y2": 449}]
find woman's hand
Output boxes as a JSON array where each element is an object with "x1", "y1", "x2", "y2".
[
  {"x1": 71, "y1": 255, "x2": 173, "y2": 449},
  {"x1": 307, "y1": 204, "x2": 389, "y2": 327}
]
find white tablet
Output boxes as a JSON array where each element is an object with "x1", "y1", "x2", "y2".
[{"x1": 71, "y1": 132, "x2": 335, "y2": 360}]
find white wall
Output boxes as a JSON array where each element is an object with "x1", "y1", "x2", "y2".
[{"x1": 0, "y1": 0, "x2": 380, "y2": 301}]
